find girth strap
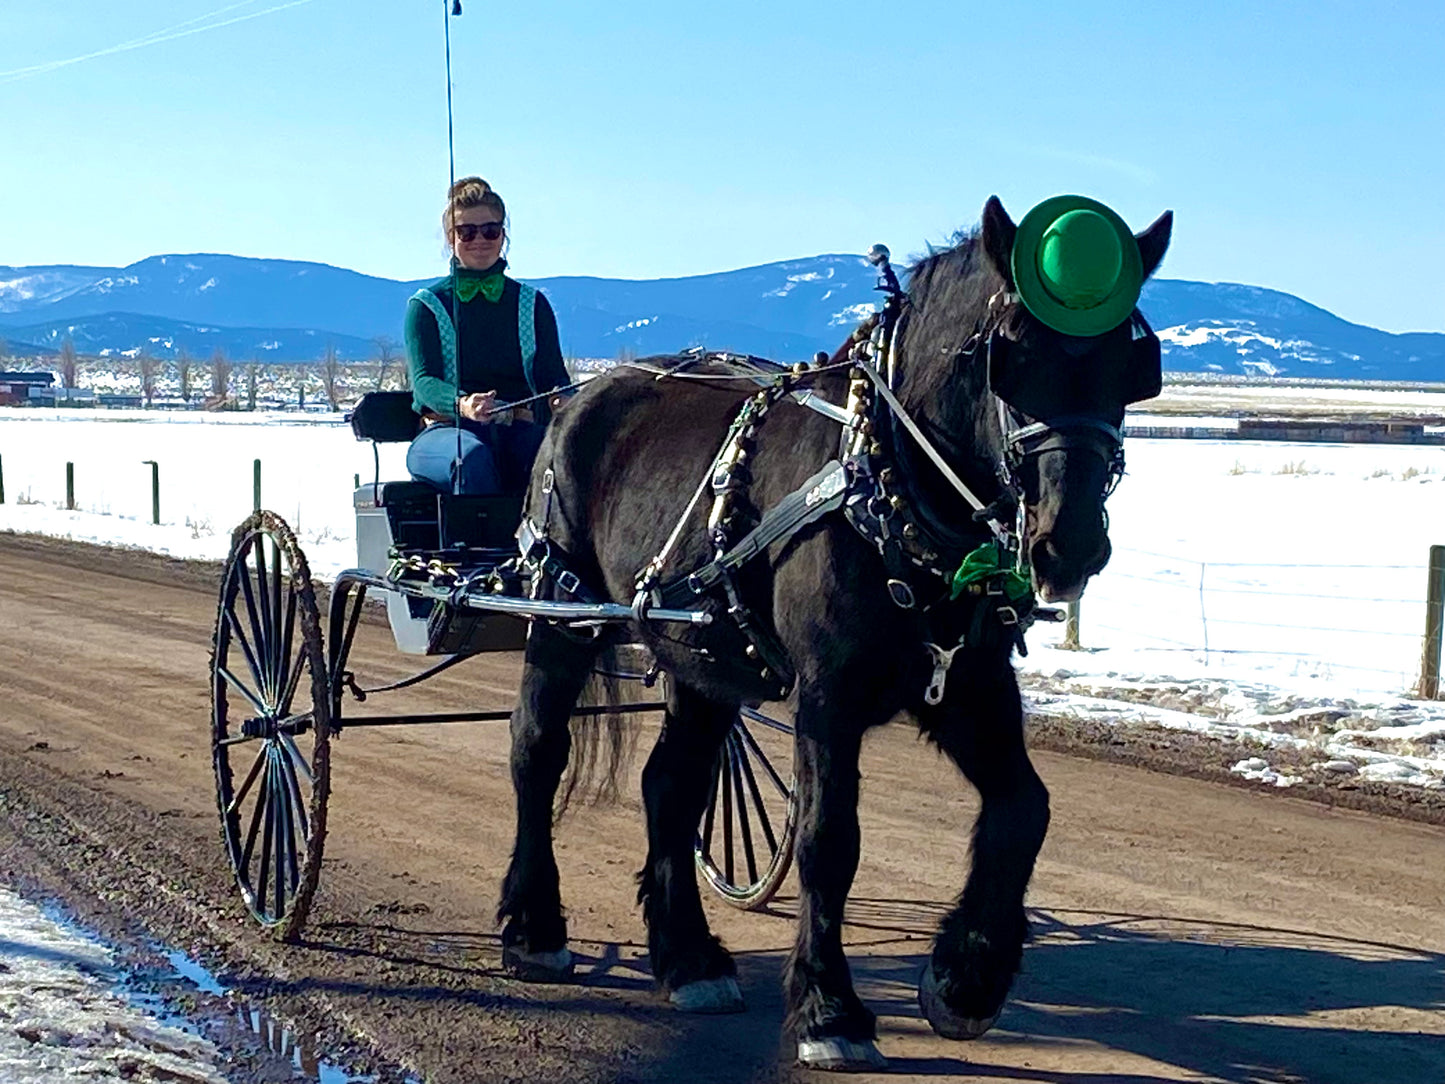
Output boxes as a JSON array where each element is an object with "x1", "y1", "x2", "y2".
[{"x1": 658, "y1": 460, "x2": 848, "y2": 608}]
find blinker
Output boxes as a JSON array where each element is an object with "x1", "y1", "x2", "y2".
[{"x1": 987, "y1": 314, "x2": 1162, "y2": 421}]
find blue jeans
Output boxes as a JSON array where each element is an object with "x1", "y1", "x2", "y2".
[{"x1": 406, "y1": 420, "x2": 546, "y2": 496}]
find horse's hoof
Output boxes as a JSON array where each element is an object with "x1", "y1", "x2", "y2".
[
  {"x1": 796, "y1": 1038, "x2": 887, "y2": 1071},
  {"x1": 918, "y1": 962, "x2": 999, "y2": 1040},
  {"x1": 669, "y1": 976, "x2": 745, "y2": 1013},
  {"x1": 502, "y1": 945, "x2": 574, "y2": 983}
]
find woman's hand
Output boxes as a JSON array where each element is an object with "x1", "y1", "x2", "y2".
[{"x1": 458, "y1": 391, "x2": 498, "y2": 423}]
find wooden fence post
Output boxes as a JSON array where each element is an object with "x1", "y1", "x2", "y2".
[
  {"x1": 0, "y1": 452, "x2": 5, "y2": 505},
  {"x1": 66, "y1": 462, "x2": 75, "y2": 511},
  {"x1": 1063, "y1": 599, "x2": 1081, "y2": 649},
  {"x1": 1421, "y1": 544, "x2": 1445, "y2": 699},
  {"x1": 253, "y1": 458, "x2": 262, "y2": 513}
]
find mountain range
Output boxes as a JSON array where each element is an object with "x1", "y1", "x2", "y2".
[{"x1": 0, "y1": 253, "x2": 1440, "y2": 382}]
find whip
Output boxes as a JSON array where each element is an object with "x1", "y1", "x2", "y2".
[{"x1": 442, "y1": 0, "x2": 463, "y2": 493}]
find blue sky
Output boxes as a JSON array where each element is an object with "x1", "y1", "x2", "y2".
[{"x1": 1, "y1": 0, "x2": 1441, "y2": 333}]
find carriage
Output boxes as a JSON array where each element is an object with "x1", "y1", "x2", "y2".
[
  {"x1": 208, "y1": 196, "x2": 1173, "y2": 1070},
  {"x1": 209, "y1": 385, "x2": 801, "y2": 941}
]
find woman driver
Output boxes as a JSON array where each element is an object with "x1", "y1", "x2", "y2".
[{"x1": 404, "y1": 176, "x2": 570, "y2": 495}]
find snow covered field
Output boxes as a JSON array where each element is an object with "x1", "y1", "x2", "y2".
[{"x1": 1, "y1": 406, "x2": 1442, "y2": 788}]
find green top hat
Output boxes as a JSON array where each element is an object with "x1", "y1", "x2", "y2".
[{"x1": 1011, "y1": 195, "x2": 1143, "y2": 337}]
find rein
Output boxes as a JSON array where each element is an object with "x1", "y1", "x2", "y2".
[{"x1": 525, "y1": 251, "x2": 1127, "y2": 705}]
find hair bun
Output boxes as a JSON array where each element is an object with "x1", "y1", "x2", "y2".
[{"x1": 449, "y1": 176, "x2": 491, "y2": 199}]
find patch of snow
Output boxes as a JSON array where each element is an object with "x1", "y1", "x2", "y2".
[
  {"x1": 1230, "y1": 757, "x2": 1300, "y2": 787},
  {"x1": 613, "y1": 316, "x2": 659, "y2": 332},
  {"x1": 829, "y1": 302, "x2": 876, "y2": 327},
  {"x1": 0, "y1": 887, "x2": 228, "y2": 1084}
]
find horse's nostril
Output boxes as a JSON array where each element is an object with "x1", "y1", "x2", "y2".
[{"x1": 1031, "y1": 535, "x2": 1110, "y2": 582}]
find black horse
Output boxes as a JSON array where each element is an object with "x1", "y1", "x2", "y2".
[{"x1": 497, "y1": 196, "x2": 1171, "y2": 1069}]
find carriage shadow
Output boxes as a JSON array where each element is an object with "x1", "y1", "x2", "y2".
[
  {"x1": 278, "y1": 903, "x2": 1441, "y2": 1082},
  {"x1": 295, "y1": 919, "x2": 658, "y2": 995}
]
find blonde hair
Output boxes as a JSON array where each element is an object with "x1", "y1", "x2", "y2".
[{"x1": 443, "y1": 176, "x2": 506, "y2": 237}]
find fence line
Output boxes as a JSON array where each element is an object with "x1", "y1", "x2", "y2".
[{"x1": 1058, "y1": 543, "x2": 1436, "y2": 692}]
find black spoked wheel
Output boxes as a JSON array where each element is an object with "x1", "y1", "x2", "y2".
[
  {"x1": 696, "y1": 706, "x2": 796, "y2": 910},
  {"x1": 210, "y1": 510, "x2": 331, "y2": 940}
]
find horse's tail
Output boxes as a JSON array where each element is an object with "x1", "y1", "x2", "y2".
[{"x1": 555, "y1": 642, "x2": 646, "y2": 821}]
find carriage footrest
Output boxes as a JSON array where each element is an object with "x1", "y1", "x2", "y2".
[{"x1": 426, "y1": 602, "x2": 529, "y2": 654}]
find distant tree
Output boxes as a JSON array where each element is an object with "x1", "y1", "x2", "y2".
[
  {"x1": 59, "y1": 335, "x2": 79, "y2": 389},
  {"x1": 245, "y1": 362, "x2": 260, "y2": 411},
  {"x1": 294, "y1": 363, "x2": 308, "y2": 409},
  {"x1": 176, "y1": 350, "x2": 193, "y2": 402},
  {"x1": 138, "y1": 354, "x2": 158, "y2": 406},
  {"x1": 209, "y1": 348, "x2": 232, "y2": 403},
  {"x1": 320, "y1": 344, "x2": 342, "y2": 411},
  {"x1": 0, "y1": 338, "x2": 9, "y2": 367},
  {"x1": 372, "y1": 335, "x2": 398, "y2": 391}
]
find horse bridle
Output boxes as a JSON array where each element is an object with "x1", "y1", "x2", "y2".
[{"x1": 862, "y1": 285, "x2": 1130, "y2": 563}]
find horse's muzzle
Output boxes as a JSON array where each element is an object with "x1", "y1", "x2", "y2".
[{"x1": 1029, "y1": 533, "x2": 1111, "y2": 602}]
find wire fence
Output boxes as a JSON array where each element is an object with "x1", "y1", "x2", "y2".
[{"x1": 1052, "y1": 544, "x2": 1436, "y2": 691}]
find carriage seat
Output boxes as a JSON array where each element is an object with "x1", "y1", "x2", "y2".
[
  {"x1": 348, "y1": 391, "x2": 524, "y2": 554},
  {"x1": 348, "y1": 391, "x2": 421, "y2": 443}
]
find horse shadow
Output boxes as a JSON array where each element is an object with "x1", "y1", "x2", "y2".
[
  {"x1": 831, "y1": 900, "x2": 1445, "y2": 1084},
  {"x1": 286, "y1": 903, "x2": 1443, "y2": 1083}
]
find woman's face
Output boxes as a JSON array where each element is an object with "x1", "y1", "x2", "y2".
[{"x1": 451, "y1": 206, "x2": 505, "y2": 270}]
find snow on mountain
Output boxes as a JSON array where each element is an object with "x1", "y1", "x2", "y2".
[
  {"x1": 0, "y1": 311, "x2": 374, "y2": 362},
  {"x1": 0, "y1": 254, "x2": 1439, "y2": 378},
  {"x1": 0, "y1": 265, "x2": 117, "y2": 312}
]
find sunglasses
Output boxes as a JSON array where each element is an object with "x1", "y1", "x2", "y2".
[{"x1": 454, "y1": 221, "x2": 504, "y2": 243}]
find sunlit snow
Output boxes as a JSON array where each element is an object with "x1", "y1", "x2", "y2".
[{"x1": 0, "y1": 406, "x2": 1442, "y2": 790}]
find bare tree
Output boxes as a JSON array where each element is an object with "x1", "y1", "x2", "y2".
[
  {"x1": 176, "y1": 349, "x2": 193, "y2": 403},
  {"x1": 246, "y1": 362, "x2": 260, "y2": 411},
  {"x1": 138, "y1": 354, "x2": 158, "y2": 407},
  {"x1": 59, "y1": 335, "x2": 79, "y2": 389},
  {"x1": 209, "y1": 348, "x2": 232, "y2": 404},
  {"x1": 372, "y1": 335, "x2": 398, "y2": 391},
  {"x1": 320, "y1": 344, "x2": 342, "y2": 411}
]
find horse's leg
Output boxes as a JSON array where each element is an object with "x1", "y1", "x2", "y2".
[
  {"x1": 637, "y1": 679, "x2": 744, "y2": 1013},
  {"x1": 785, "y1": 686, "x2": 886, "y2": 1070},
  {"x1": 497, "y1": 622, "x2": 599, "y2": 981},
  {"x1": 916, "y1": 658, "x2": 1049, "y2": 1039}
]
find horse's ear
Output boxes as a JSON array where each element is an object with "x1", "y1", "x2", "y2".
[
  {"x1": 981, "y1": 196, "x2": 1017, "y2": 285},
  {"x1": 1136, "y1": 210, "x2": 1173, "y2": 280}
]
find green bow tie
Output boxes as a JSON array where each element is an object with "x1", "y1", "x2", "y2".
[{"x1": 455, "y1": 272, "x2": 505, "y2": 303}]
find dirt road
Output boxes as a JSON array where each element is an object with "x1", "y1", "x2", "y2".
[{"x1": 0, "y1": 533, "x2": 1441, "y2": 1083}]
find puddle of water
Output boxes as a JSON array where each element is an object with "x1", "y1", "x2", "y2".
[
  {"x1": 148, "y1": 940, "x2": 422, "y2": 1083},
  {"x1": 6, "y1": 886, "x2": 417, "y2": 1083}
]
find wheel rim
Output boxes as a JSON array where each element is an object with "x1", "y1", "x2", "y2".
[
  {"x1": 696, "y1": 707, "x2": 796, "y2": 909},
  {"x1": 212, "y1": 513, "x2": 329, "y2": 933}
]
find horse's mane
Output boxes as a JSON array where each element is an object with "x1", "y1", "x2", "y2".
[{"x1": 903, "y1": 228, "x2": 994, "y2": 312}]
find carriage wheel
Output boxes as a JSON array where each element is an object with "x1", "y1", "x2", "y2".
[
  {"x1": 695, "y1": 706, "x2": 796, "y2": 910},
  {"x1": 210, "y1": 510, "x2": 331, "y2": 941}
]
